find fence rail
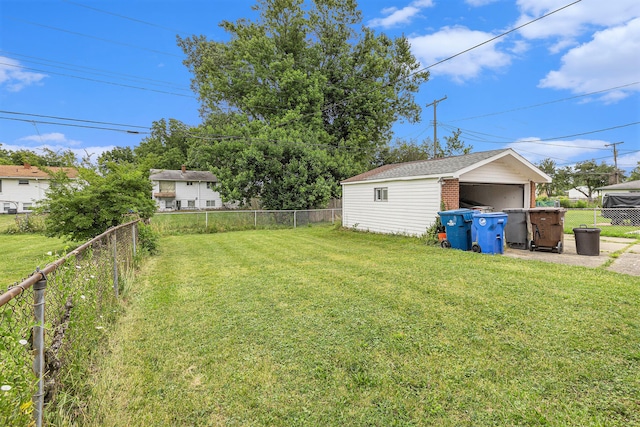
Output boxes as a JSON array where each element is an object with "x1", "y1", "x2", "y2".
[
  {"x1": 0, "y1": 220, "x2": 139, "y2": 426},
  {"x1": 150, "y1": 208, "x2": 342, "y2": 234}
]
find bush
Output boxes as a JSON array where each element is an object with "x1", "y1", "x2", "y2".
[{"x1": 137, "y1": 223, "x2": 159, "y2": 255}]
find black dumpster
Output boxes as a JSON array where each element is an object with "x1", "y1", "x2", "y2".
[
  {"x1": 503, "y1": 208, "x2": 528, "y2": 250},
  {"x1": 529, "y1": 208, "x2": 566, "y2": 253},
  {"x1": 573, "y1": 225, "x2": 601, "y2": 256}
]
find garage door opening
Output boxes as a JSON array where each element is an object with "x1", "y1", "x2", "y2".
[{"x1": 459, "y1": 183, "x2": 525, "y2": 211}]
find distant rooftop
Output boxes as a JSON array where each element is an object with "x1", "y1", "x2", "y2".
[
  {"x1": 0, "y1": 163, "x2": 78, "y2": 179},
  {"x1": 150, "y1": 168, "x2": 217, "y2": 182}
]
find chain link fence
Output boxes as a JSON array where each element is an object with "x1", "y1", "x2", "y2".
[
  {"x1": 564, "y1": 208, "x2": 640, "y2": 236},
  {"x1": 150, "y1": 208, "x2": 342, "y2": 235},
  {"x1": 0, "y1": 221, "x2": 138, "y2": 426}
]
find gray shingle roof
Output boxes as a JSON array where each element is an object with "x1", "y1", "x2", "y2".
[
  {"x1": 150, "y1": 169, "x2": 217, "y2": 182},
  {"x1": 596, "y1": 180, "x2": 640, "y2": 191},
  {"x1": 341, "y1": 149, "x2": 509, "y2": 183}
]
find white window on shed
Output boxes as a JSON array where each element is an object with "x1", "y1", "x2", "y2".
[
  {"x1": 206, "y1": 200, "x2": 216, "y2": 207},
  {"x1": 374, "y1": 187, "x2": 388, "y2": 202}
]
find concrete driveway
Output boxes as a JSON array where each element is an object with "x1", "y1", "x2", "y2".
[{"x1": 503, "y1": 234, "x2": 640, "y2": 276}]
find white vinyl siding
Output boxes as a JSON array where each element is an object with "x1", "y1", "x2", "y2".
[
  {"x1": 343, "y1": 178, "x2": 440, "y2": 236},
  {"x1": 460, "y1": 159, "x2": 531, "y2": 183}
]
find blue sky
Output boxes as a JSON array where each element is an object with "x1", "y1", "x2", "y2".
[{"x1": 1, "y1": 0, "x2": 639, "y2": 174}]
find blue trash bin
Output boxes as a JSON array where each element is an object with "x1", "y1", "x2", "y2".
[
  {"x1": 437, "y1": 209, "x2": 474, "y2": 250},
  {"x1": 471, "y1": 212, "x2": 508, "y2": 254}
]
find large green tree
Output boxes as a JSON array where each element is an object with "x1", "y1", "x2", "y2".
[
  {"x1": 572, "y1": 159, "x2": 619, "y2": 198},
  {"x1": 177, "y1": 0, "x2": 429, "y2": 208},
  {"x1": 134, "y1": 119, "x2": 193, "y2": 170},
  {"x1": 628, "y1": 161, "x2": 640, "y2": 181},
  {"x1": 38, "y1": 163, "x2": 156, "y2": 241}
]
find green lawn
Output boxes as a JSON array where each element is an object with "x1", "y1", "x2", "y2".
[
  {"x1": 0, "y1": 234, "x2": 67, "y2": 285},
  {"x1": 86, "y1": 226, "x2": 640, "y2": 426}
]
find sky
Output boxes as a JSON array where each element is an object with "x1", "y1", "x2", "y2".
[{"x1": 1, "y1": 0, "x2": 639, "y2": 175}]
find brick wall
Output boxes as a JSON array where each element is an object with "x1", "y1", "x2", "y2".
[
  {"x1": 529, "y1": 182, "x2": 536, "y2": 208},
  {"x1": 441, "y1": 178, "x2": 459, "y2": 210}
]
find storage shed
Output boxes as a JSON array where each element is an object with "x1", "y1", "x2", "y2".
[{"x1": 340, "y1": 149, "x2": 551, "y2": 236}]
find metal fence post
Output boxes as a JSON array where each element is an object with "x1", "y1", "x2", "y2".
[
  {"x1": 206, "y1": 211, "x2": 208, "y2": 229},
  {"x1": 132, "y1": 222, "x2": 137, "y2": 257},
  {"x1": 594, "y1": 208, "x2": 597, "y2": 227},
  {"x1": 32, "y1": 274, "x2": 47, "y2": 427},
  {"x1": 254, "y1": 211, "x2": 257, "y2": 228},
  {"x1": 112, "y1": 232, "x2": 119, "y2": 298},
  {"x1": 294, "y1": 211, "x2": 297, "y2": 229}
]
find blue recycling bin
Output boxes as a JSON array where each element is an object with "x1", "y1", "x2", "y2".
[
  {"x1": 471, "y1": 212, "x2": 508, "y2": 254},
  {"x1": 438, "y1": 209, "x2": 474, "y2": 250}
]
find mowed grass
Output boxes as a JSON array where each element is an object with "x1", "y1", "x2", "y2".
[
  {"x1": 87, "y1": 226, "x2": 640, "y2": 426},
  {"x1": 0, "y1": 234, "x2": 67, "y2": 285}
]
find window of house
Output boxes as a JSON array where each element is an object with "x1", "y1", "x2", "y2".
[
  {"x1": 3, "y1": 203, "x2": 10, "y2": 212},
  {"x1": 159, "y1": 181, "x2": 175, "y2": 192},
  {"x1": 0, "y1": 179, "x2": 2, "y2": 192},
  {"x1": 374, "y1": 187, "x2": 388, "y2": 202},
  {"x1": 187, "y1": 200, "x2": 196, "y2": 208},
  {"x1": 23, "y1": 203, "x2": 32, "y2": 211},
  {"x1": 186, "y1": 181, "x2": 194, "y2": 186},
  {"x1": 18, "y1": 179, "x2": 29, "y2": 185},
  {"x1": 206, "y1": 200, "x2": 216, "y2": 207},
  {"x1": 206, "y1": 182, "x2": 216, "y2": 189}
]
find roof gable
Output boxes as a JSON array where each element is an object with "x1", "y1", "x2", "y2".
[
  {"x1": 341, "y1": 149, "x2": 551, "y2": 184},
  {"x1": 596, "y1": 180, "x2": 640, "y2": 191},
  {"x1": 0, "y1": 164, "x2": 78, "y2": 179}
]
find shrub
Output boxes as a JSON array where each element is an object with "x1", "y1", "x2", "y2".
[{"x1": 137, "y1": 223, "x2": 159, "y2": 255}]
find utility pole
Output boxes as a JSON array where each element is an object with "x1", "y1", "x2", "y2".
[
  {"x1": 425, "y1": 96, "x2": 447, "y2": 158},
  {"x1": 605, "y1": 141, "x2": 623, "y2": 184}
]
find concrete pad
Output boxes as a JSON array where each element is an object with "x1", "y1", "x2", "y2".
[{"x1": 502, "y1": 234, "x2": 640, "y2": 276}]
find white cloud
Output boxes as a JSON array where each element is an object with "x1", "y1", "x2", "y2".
[
  {"x1": 515, "y1": 0, "x2": 640, "y2": 44},
  {"x1": 409, "y1": 26, "x2": 511, "y2": 83},
  {"x1": 0, "y1": 56, "x2": 47, "y2": 92},
  {"x1": 18, "y1": 132, "x2": 83, "y2": 147},
  {"x1": 368, "y1": 0, "x2": 434, "y2": 28},
  {"x1": 506, "y1": 138, "x2": 609, "y2": 165},
  {"x1": 538, "y1": 18, "x2": 640, "y2": 102}
]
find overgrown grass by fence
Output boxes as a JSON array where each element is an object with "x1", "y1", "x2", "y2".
[
  {"x1": 150, "y1": 209, "x2": 342, "y2": 235},
  {"x1": 0, "y1": 221, "x2": 139, "y2": 426}
]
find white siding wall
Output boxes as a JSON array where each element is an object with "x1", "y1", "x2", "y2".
[
  {"x1": 0, "y1": 178, "x2": 50, "y2": 212},
  {"x1": 153, "y1": 180, "x2": 223, "y2": 211},
  {"x1": 461, "y1": 159, "x2": 531, "y2": 183},
  {"x1": 342, "y1": 178, "x2": 441, "y2": 236}
]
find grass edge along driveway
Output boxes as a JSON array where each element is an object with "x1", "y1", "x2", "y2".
[{"x1": 87, "y1": 226, "x2": 640, "y2": 426}]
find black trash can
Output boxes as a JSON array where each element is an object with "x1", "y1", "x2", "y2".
[
  {"x1": 503, "y1": 208, "x2": 528, "y2": 249},
  {"x1": 573, "y1": 225, "x2": 601, "y2": 256}
]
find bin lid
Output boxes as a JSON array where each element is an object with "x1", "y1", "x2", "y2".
[
  {"x1": 472, "y1": 211, "x2": 508, "y2": 217},
  {"x1": 528, "y1": 207, "x2": 567, "y2": 212},
  {"x1": 503, "y1": 208, "x2": 527, "y2": 213},
  {"x1": 573, "y1": 227, "x2": 601, "y2": 233},
  {"x1": 438, "y1": 209, "x2": 474, "y2": 221}
]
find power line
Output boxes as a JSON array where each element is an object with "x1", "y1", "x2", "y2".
[
  {"x1": 409, "y1": 0, "x2": 582, "y2": 77},
  {"x1": 0, "y1": 62, "x2": 195, "y2": 98},
  {"x1": 5, "y1": 16, "x2": 182, "y2": 58},
  {"x1": 61, "y1": 0, "x2": 191, "y2": 36},
  {"x1": 449, "y1": 82, "x2": 640, "y2": 122},
  {"x1": 0, "y1": 110, "x2": 150, "y2": 130},
  {"x1": 0, "y1": 50, "x2": 190, "y2": 91},
  {"x1": 0, "y1": 116, "x2": 150, "y2": 134}
]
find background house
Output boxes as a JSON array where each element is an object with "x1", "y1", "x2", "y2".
[
  {"x1": 150, "y1": 166, "x2": 222, "y2": 211},
  {"x1": 0, "y1": 163, "x2": 78, "y2": 213},
  {"x1": 596, "y1": 180, "x2": 640, "y2": 199},
  {"x1": 341, "y1": 149, "x2": 551, "y2": 236}
]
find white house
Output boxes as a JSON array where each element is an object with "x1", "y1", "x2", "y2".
[
  {"x1": 341, "y1": 149, "x2": 552, "y2": 236},
  {"x1": 0, "y1": 163, "x2": 78, "y2": 213},
  {"x1": 150, "y1": 166, "x2": 223, "y2": 211}
]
